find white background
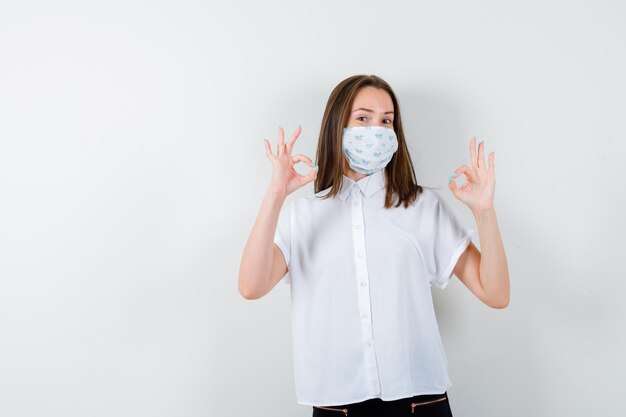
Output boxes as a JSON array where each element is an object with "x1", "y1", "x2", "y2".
[{"x1": 1, "y1": 1, "x2": 624, "y2": 416}]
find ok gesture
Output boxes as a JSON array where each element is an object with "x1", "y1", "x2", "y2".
[
  {"x1": 448, "y1": 137, "x2": 496, "y2": 212},
  {"x1": 264, "y1": 126, "x2": 317, "y2": 198}
]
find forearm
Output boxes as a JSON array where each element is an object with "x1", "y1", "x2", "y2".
[
  {"x1": 238, "y1": 190, "x2": 286, "y2": 298},
  {"x1": 472, "y1": 207, "x2": 510, "y2": 307}
]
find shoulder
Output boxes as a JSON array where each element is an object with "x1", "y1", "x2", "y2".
[
  {"x1": 407, "y1": 188, "x2": 462, "y2": 221},
  {"x1": 299, "y1": 186, "x2": 335, "y2": 205},
  {"x1": 421, "y1": 187, "x2": 447, "y2": 201},
  {"x1": 410, "y1": 187, "x2": 442, "y2": 210},
  {"x1": 282, "y1": 188, "x2": 329, "y2": 214}
]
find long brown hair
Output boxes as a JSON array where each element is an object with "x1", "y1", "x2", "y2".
[{"x1": 314, "y1": 74, "x2": 431, "y2": 208}]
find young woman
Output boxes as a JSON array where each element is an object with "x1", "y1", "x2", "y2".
[{"x1": 239, "y1": 74, "x2": 510, "y2": 416}]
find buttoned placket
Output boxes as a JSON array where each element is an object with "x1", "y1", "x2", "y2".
[{"x1": 349, "y1": 184, "x2": 382, "y2": 395}]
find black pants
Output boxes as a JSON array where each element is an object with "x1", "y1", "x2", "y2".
[{"x1": 311, "y1": 392, "x2": 453, "y2": 417}]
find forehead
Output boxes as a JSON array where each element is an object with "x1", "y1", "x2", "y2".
[{"x1": 351, "y1": 86, "x2": 394, "y2": 111}]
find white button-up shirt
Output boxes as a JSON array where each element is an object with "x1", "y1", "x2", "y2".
[{"x1": 273, "y1": 168, "x2": 475, "y2": 406}]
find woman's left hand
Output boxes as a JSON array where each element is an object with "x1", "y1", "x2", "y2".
[{"x1": 448, "y1": 137, "x2": 496, "y2": 212}]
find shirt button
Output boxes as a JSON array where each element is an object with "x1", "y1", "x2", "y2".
[
  {"x1": 361, "y1": 312, "x2": 369, "y2": 318},
  {"x1": 353, "y1": 202, "x2": 359, "y2": 207},
  {"x1": 360, "y1": 281, "x2": 367, "y2": 287},
  {"x1": 357, "y1": 252, "x2": 363, "y2": 257},
  {"x1": 366, "y1": 341, "x2": 372, "y2": 347},
  {"x1": 354, "y1": 225, "x2": 362, "y2": 230}
]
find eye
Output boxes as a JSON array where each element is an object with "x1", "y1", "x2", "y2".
[
  {"x1": 383, "y1": 119, "x2": 393, "y2": 124},
  {"x1": 356, "y1": 116, "x2": 368, "y2": 122}
]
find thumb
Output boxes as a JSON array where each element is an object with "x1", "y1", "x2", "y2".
[
  {"x1": 448, "y1": 176, "x2": 462, "y2": 200},
  {"x1": 303, "y1": 165, "x2": 318, "y2": 184}
]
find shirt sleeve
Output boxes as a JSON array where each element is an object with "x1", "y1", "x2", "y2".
[
  {"x1": 273, "y1": 199, "x2": 292, "y2": 285},
  {"x1": 430, "y1": 193, "x2": 475, "y2": 290}
]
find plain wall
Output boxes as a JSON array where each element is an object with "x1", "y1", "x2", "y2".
[{"x1": 1, "y1": 1, "x2": 624, "y2": 416}]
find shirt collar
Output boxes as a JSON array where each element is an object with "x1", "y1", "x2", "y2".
[{"x1": 337, "y1": 169, "x2": 386, "y2": 201}]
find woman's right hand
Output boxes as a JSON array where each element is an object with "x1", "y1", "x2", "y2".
[{"x1": 264, "y1": 126, "x2": 317, "y2": 197}]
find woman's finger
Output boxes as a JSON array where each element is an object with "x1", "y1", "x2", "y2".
[
  {"x1": 448, "y1": 174, "x2": 461, "y2": 195},
  {"x1": 277, "y1": 126, "x2": 285, "y2": 157},
  {"x1": 453, "y1": 165, "x2": 476, "y2": 183},
  {"x1": 488, "y1": 151, "x2": 495, "y2": 176},
  {"x1": 264, "y1": 138, "x2": 276, "y2": 161},
  {"x1": 469, "y1": 137, "x2": 478, "y2": 170},
  {"x1": 286, "y1": 126, "x2": 302, "y2": 154},
  {"x1": 448, "y1": 169, "x2": 467, "y2": 199},
  {"x1": 299, "y1": 164, "x2": 318, "y2": 185},
  {"x1": 478, "y1": 141, "x2": 486, "y2": 170},
  {"x1": 292, "y1": 153, "x2": 313, "y2": 167}
]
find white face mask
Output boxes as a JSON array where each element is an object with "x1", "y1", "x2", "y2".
[{"x1": 342, "y1": 125, "x2": 398, "y2": 175}]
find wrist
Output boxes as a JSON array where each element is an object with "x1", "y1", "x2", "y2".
[
  {"x1": 471, "y1": 204, "x2": 495, "y2": 215},
  {"x1": 265, "y1": 188, "x2": 288, "y2": 202},
  {"x1": 471, "y1": 205, "x2": 497, "y2": 224}
]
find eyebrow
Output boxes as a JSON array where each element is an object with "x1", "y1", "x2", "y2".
[{"x1": 352, "y1": 107, "x2": 394, "y2": 115}]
